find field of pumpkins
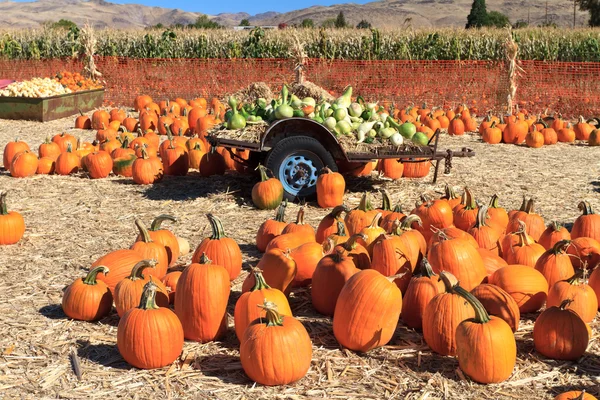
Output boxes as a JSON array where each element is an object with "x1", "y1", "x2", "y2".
[{"x1": 0, "y1": 89, "x2": 599, "y2": 399}]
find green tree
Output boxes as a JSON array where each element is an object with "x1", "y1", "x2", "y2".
[
  {"x1": 321, "y1": 18, "x2": 337, "y2": 28},
  {"x1": 240, "y1": 19, "x2": 250, "y2": 26},
  {"x1": 578, "y1": 0, "x2": 600, "y2": 26},
  {"x1": 334, "y1": 11, "x2": 348, "y2": 28},
  {"x1": 466, "y1": 0, "x2": 489, "y2": 28},
  {"x1": 513, "y1": 19, "x2": 528, "y2": 29},
  {"x1": 301, "y1": 18, "x2": 314, "y2": 28},
  {"x1": 486, "y1": 11, "x2": 510, "y2": 27},
  {"x1": 49, "y1": 19, "x2": 77, "y2": 30},
  {"x1": 356, "y1": 20, "x2": 372, "y2": 29},
  {"x1": 189, "y1": 15, "x2": 221, "y2": 29}
]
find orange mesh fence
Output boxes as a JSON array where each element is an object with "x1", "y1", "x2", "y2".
[{"x1": 0, "y1": 57, "x2": 598, "y2": 117}]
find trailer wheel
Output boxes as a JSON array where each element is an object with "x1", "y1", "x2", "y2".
[{"x1": 265, "y1": 136, "x2": 337, "y2": 201}]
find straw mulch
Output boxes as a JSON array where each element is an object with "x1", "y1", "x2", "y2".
[
  {"x1": 209, "y1": 123, "x2": 267, "y2": 143},
  {"x1": 289, "y1": 81, "x2": 335, "y2": 102},
  {"x1": 231, "y1": 82, "x2": 274, "y2": 104},
  {"x1": 0, "y1": 113, "x2": 599, "y2": 399}
]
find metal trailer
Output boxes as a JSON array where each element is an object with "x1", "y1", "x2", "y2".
[{"x1": 208, "y1": 117, "x2": 475, "y2": 201}]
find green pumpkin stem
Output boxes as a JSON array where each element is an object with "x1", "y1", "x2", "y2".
[
  {"x1": 558, "y1": 298, "x2": 574, "y2": 310},
  {"x1": 367, "y1": 212, "x2": 383, "y2": 229},
  {"x1": 328, "y1": 204, "x2": 349, "y2": 219},
  {"x1": 578, "y1": 201, "x2": 595, "y2": 216},
  {"x1": 462, "y1": 187, "x2": 477, "y2": 210},
  {"x1": 453, "y1": 284, "x2": 491, "y2": 324},
  {"x1": 342, "y1": 233, "x2": 367, "y2": 251},
  {"x1": 525, "y1": 198, "x2": 536, "y2": 214},
  {"x1": 566, "y1": 269, "x2": 584, "y2": 285},
  {"x1": 473, "y1": 205, "x2": 490, "y2": 228},
  {"x1": 128, "y1": 260, "x2": 156, "y2": 281},
  {"x1": 357, "y1": 192, "x2": 374, "y2": 212},
  {"x1": 400, "y1": 214, "x2": 422, "y2": 231},
  {"x1": 135, "y1": 218, "x2": 153, "y2": 243},
  {"x1": 550, "y1": 239, "x2": 571, "y2": 254},
  {"x1": 140, "y1": 147, "x2": 149, "y2": 160},
  {"x1": 273, "y1": 200, "x2": 287, "y2": 223},
  {"x1": 138, "y1": 280, "x2": 160, "y2": 310},
  {"x1": 489, "y1": 194, "x2": 501, "y2": 209},
  {"x1": 380, "y1": 189, "x2": 392, "y2": 212},
  {"x1": 548, "y1": 221, "x2": 563, "y2": 232},
  {"x1": 250, "y1": 268, "x2": 271, "y2": 291},
  {"x1": 417, "y1": 258, "x2": 437, "y2": 278},
  {"x1": 0, "y1": 191, "x2": 8, "y2": 215},
  {"x1": 199, "y1": 252, "x2": 212, "y2": 264},
  {"x1": 206, "y1": 214, "x2": 227, "y2": 239},
  {"x1": 259, "y1": 300, "x2": 284, "y2": 327},
  {"x1": 392, "y1": 204, "x2": 403, "y2": 213},
  {"x1": 66, "y1": 142, "x2": 73, "y2": 153},
  {"x1": 150, "y1": 214, "x2": 177, "y2": 231},
  {"x1": 443, "y1": 184, "x2": 459, "y2": 201},
  {"x1": 83, "y1": 266, "x2": 109, "y2": 285},
  {"x1": 438, "y1": 271, "x2": 458, "y2": 293},
  {"x1": 256, "y1": 164, "x2": 270, "y2": 182},
  {"x1": 517, "y1": 195, "x2": 527, "y2": 212},
  {"x1": 335, "y1": 220, "x2": 347, "y2": 236},
  {"x1": 516, "y1": 221, "x2": 533, "y2": 247}
]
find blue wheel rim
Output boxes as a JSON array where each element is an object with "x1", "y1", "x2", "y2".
[{"x1": 278, "y1": 152, "x2": 321, "y2": 196}]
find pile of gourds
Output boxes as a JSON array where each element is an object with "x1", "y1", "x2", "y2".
[
  {"x1": 55, "y1": 185, "x2": 600, "y2": 390},
  {"x1": 222, "y1": 85, "x2": 436, "y2": 147}
]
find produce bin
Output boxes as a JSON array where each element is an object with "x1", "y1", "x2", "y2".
[{"x1": 0, "y1": 88, "x2": 104, "y2": 122}]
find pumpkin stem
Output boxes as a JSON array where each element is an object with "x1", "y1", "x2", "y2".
[
  {"x1": 327, "y1": 204, "x2": 348, "y2": 219},
  {"x1": 489, "y1": 194, "x2": 501, "y2": 209},
  {"x1": 462, "y1": 187, "x2": 477, "y2": 210},
  {"x1": 548, "y1": 220, "x2": 563, "y2": 232},
  {"x1": 258, "y1": 300, "x2": 284, "y2": 327},
  {"x1": 256, "y1": 164, "x2": 270, "y2": 182},
  {"x1": 558, "y1": 298, "x2": 574, "y2": 310},
  {"x1": 357, "y1": 192, "x2": 374, "y2": 212},
  {"x1": 367, "y1": 213, "x2": 383, "y2": 229},
  {"x1": 566, "y1": 269, "x2": 584, "y2": 285},
  {"x1": 150, "y1": 214, "x2": 178, "y2": 231},
  {"x1": 335, "y1": 220, "x2": 347, "y2": 237},
  {"x1": 516, "y1": 221, "x2": 533, "y2": 247},
  {"x1": 578, "y1": 201, "x2": 594, "y2": 216},
  {"x1": 379, "y1": 189, "x2": 392, "y2": 212},
  {"x1": 199, "y1": 252, "x2": 213, "y2": 265},
  {"x1": 320, "y1": 166, "x2": 333, "y2": 175},
  {"x1": 250, "y1": 268, "x2": 272, "y2": 291},
  {"x1": 517, "y1": 195, "x2": 527, "y2": 212},
  {"x1": 453, "y1": 284, "x2": 491, "y2": 324},
  {"x1": 140, "y1": 147, "x2": 149, "y2": 160},
  {"x1": 83, "y1": 266, "x2": 109, "y2": 285},
  {"x1": 400, "y1": 214, "x2": 422, "y2": 231},
  {"x1": 438, "y1": 271, "x2": 459, "y2": 293},
  {"x1": 473, "y1": 205, "x2": 490, "y2": 228},
  {"x1": 443, "y1": 184, "x2": 459, "y2": 201},
  {"x1": 138, "y1": 279, "x2": 160, "y2": 310},
  {"x1": 128, "y1": 259, "x2": 157, "y2": 281},
  {"x1": 134, "y1": 218, "x2": 153, "y2": 243},
  {"x1": 274, "y1": 200, "x2": 287, "y2": 223},
  {"x1": 392, "y1": 204, "x2": 403, "y2": 213},
  {"x1": 0, "y1": 191, "x2": 8, "y2": 215},
  {"x1": 295, "y1": 207, "x2": 306, "y2": 225},
  {"x1": 66, "y1": 142, "x2": 73, "y2": 153},
  {"x1": 417, "y1": 258, "x2": 437, "y2": 278},
  {"x1": 342, "y1": 233, "x2": 367, "y2": 251},
  {"x1": 551, "y1": 239, "x2": 571, "y2": 255},
  {"x1": 386, "y1": 271, "x2": 407, "y2": 283},
  {"x1": 525, "y1": 198, "x2": 536, "y2": 214},
  {"x1": 206, "y1": 214, "x2": 227, "y2": 239}
]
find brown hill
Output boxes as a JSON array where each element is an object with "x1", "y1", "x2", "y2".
[{"x1": 0, "y1": 0, "x2": 591, "y2": 29}]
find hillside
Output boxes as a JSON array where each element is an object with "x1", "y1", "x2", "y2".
[{"x1": 0, "y1": 0, "x2": 591, "y2": 29}]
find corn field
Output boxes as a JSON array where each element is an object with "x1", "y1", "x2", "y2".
[{"x1": 1, "y1": 27, "x2": 600, "y2": 61}]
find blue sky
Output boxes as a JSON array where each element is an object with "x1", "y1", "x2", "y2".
[{"x1": 15, "y1": 0, "x2": 376, "y2": 15}]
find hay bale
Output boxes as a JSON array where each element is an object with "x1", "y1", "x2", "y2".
[
  {"x1": 290, "y1": 81, "x2": 335, "y2": 102},
  {"x1": 231, "y1": 82, "x2": 274, "y2": 103}
]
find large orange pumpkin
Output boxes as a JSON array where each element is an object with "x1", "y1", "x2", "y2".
[
  {"x1": 130, "y1": 219, "x2": 169, "y2": 279},
  {"x1": 114, "y1": 260, "x2": 170, "y2": 317},
  {"x1": 539, "y1": 221, "x2": 571, "y2": 250},
  {"x1": 489, "y1": 265, "x2": 548, "y2": 313},
  {"x1": 92, "y1": 249, "x2": 144, "y2": 294},
  {"x1": 534, "y1": 240, "x2": 575, "y2": 288},
  {"x1": 62, "y1": 266, "x2": 113, "y2": 321},
  {"x1": 315, "y1": 205, "x2": 348, "y2": 244},
  {"x1": 344, "y1": 192, "x2": 379, "y2": 236},
  {"x1": 411, "y1": 195, "x2": 454, "y2": 243},
  {"x1": 256, "y1": 200, "x2": 288, "y2": 252},
  {"x1": 401, "y1": 258, "x2": 444, "y2": 330},
  {"x1": 174, "y1": 254, "x2": 230, "y2": 342},
  {"x1": 242, "y1": 248, "x2": 297, "y2": 295},
  {"x1": 333, "y1": 269, "x2": 402, "y2": 352},
  {"x1": 311, "y1": 249, "x2": 359, "y2": 316},
  {"x1": 192, "y1": 214, "x2": 242, "y2": 280},
  {"x1": 572, "y1": 201, "x2": 600, "y2": 242},
  {"x1": 317, "y1": 166, "x2": 345, "y2": 208},
  {"x1": 547, "y1": 270, "x2": 598, "y2": 323},
  {"x1": 471, "y1": 283, "x2": 520, "y2": 332},
  {"x1": 252, "y1": 165, "x2": 284, "y2": 210},
  {"x1": 428, "y1": 234, "x2": 486, "y2": 291}
]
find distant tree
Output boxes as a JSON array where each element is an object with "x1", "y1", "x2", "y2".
[
  {"x1": 512, "y1": 19, "x2": 528, "y2": 29},
  {"x1": 578, "y1": 0, "x2": 600, "y2": 26},
  {"x1": 152, "y1": 23, "x2": 165, "y2": 29},
  {"x1": 334, "y1": 11, "x2": 348, "y2": 28},
  {"x1": 321, "y1": 18, "x2": 337, "y2": 28},
  {"x1": 486, "y1": 11, "x2": 510, "y2": 27},
  {"x1": 49, "y1": 19, "x2": 78, "y2": 30},
  {"x1": 301, "y1": 18, "x2": 314, "y2": 28},
  {"x1": 240, "y1": 19, "x2": 250, "y2": 26},
  {"x1": 356, "y1": 20, "x2": 372, "y2": 29},
  {"x1": 278, "y1": 22, "x2": 288, "y2": 29},
  {"x1": 189, "y1": 14, "x2": 221, "y2": 29},
  {"x1": 466, "y1": 0, "x2": 489, "y2": 28}
]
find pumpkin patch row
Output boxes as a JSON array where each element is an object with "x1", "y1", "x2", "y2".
[{"x1": 56, "y1": 187, "x2": 600, "y2": 389}]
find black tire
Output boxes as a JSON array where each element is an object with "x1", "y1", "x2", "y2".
[{"x1": 265, "y1": 136, "x2": 337, "y2": 201}]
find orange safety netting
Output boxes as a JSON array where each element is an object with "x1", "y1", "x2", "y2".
[{"x1": 0, "y1": 57, "x2": 598, "y2": 117}]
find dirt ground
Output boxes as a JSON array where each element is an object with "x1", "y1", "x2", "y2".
[{"x1": 0, "y1": 113, "x2": 599, "y2": 400}]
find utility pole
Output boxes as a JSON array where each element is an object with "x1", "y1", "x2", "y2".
[
  {"x1": 573, "y1": 0, "x2": 577, "y2": 28},
  {"x1": 527, "y1": 4, "x2": 530, "y2": 25},
  {"x1": 545, "y1": 0, "x2": 548, "y2": 25}
]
